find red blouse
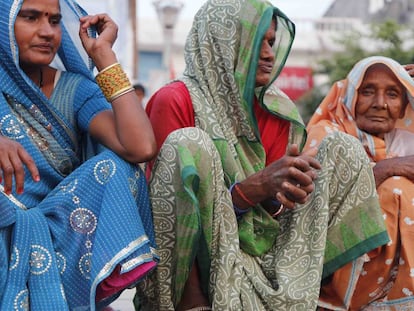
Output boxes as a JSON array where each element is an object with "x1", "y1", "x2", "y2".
[{"x1": 146, "y1": 81, "x2": 289, "y2": 166}]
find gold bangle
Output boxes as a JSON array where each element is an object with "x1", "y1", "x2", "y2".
[
  {"x1": 95, "y1": 63, "x2": 132, "y2": 102},
  {"x1": 110, "y1": 87, "x2": 134, "y2": 102}
]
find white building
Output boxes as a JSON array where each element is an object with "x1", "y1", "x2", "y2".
[
  {"x1": 78, "y1": 0, "x2": 405, "y2": 101},
  {"x1": 137, "y1": 12, "x2": 362, "y2": 100}
]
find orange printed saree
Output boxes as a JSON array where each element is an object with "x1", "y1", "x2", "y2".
[{"x1": 306, "y1": 56, "x2": 414, "y2": 310}]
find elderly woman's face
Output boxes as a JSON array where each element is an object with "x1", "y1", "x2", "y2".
[
  {"x1": 255, "y1": 19, "x2": 276, "y2": 87},
  {"x1": 14, "y1": 0, "x2": 62, "y2": 70},
  {"x1": 355, "y1": 64, "x2": 407, "y2": 138}
]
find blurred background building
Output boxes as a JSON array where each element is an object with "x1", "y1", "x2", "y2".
[{"x1": 78, "y1": 0, "x2": 414, "y2": 105}]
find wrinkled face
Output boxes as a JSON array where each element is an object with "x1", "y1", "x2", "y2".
[
  {"x1": 14, "y1": 0, "x2": 62, "y2": 70},
  {"x1": 255, "y1": 19, "x2": 276, "y2": 87},
  {"x1": 355, "y1": 63, "x2": 407, "y2": 138}
]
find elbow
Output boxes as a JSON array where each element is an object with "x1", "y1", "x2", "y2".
[
  {"x1": 125, "y1": 140, "x2": 158, "y2": 163},
  {"x1": 139, "y1": 140, "x2": 158, "y2": 162}
]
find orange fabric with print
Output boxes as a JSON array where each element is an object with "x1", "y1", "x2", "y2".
[{"x1": 306, "y1": 56, "x2": 414, "y2": 310}]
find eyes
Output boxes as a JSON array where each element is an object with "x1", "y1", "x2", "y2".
[
  {"x1": 17, "y1": 10, "x2": 62, "y2": 26},
  {"x1": 359, "y1": 86, "x2": 401, "y2": 99}
]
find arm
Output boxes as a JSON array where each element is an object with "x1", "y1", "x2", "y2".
[
  {"x1": 78, "y1": 14, "x2": 156, "y2": 163},
  {"x1": 373, "y1": 155, "x2": 414, "y2": 187}
]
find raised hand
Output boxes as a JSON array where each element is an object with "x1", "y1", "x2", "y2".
[{"x1": 78, "y1": 14, "x2": 118, "y2": 70}]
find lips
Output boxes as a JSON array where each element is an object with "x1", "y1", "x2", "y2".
[
  {"x1": 258, "y1": 63, "x2": 273, "y2": 73},
  {"x1": 32, "y1": 43, "x2": 53, "y2": 52},
  {"x1": 365, "y1": 115, "x2": 388, "y2": 122}
]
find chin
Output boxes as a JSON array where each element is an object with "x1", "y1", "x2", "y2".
[{"x1": 255, "y1": 79, "x2": 270, "y2": 87}]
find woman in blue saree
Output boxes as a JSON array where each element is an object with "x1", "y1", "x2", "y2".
[{"x1": 0, "y1": 0, "x2": 158, "y2": 309}]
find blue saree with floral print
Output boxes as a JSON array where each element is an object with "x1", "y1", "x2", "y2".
[{"x1": 0, "y1": 0, "x2": 158, "y2": 309}]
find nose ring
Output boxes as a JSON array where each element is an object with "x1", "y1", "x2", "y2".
[{"x1": 384, "y1": 103, "x2": 388, "y2": 109}]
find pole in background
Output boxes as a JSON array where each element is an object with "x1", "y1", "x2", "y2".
[{"x1": 153, "y1": 0, "x2": 184, "y2": 81}]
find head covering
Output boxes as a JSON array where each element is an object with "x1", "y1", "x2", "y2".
[
  {"x1": 182, "y1": 0, "x2": 304, "y2": 156},
  {"x1": 0, "y1": 0, "x2": 97, "y2": 165},
  {"x1": 307, "y1": 55, "x2": 414, "y2": 161},
  {"x1": 179, "y1": 0, "x2": 304, "y2": 255},
  {"x1": 0, "y1": 0, "x2": 94, "y2": 81},
  {"x1": 0, "y1": 0, "x2": 94, "y2": 124}
]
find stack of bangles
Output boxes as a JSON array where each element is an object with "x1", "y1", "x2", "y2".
[
  {"x1": 230, "y1": 182, "x2": 284, "y2": 219},
  {"x1": 95, "y1": 63, "x2": 134, "y2": 102}
]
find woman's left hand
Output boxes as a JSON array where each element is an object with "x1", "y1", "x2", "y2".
[
  {"x1": 78, "y1": 14, "x2": 118, "y2": 70},
  {"x1": 404, "y1": 64, "x2": 414, "y2": 78},
  {"x1": 374, "y1": 155, "x2": 414, "y2": 186}
]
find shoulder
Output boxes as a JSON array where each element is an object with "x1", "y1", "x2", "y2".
[
  {"x1": 59, "y1": 71, "x2": 99, "y2": 90},
  {"x1": 151, "y1": 81, "x2": 190, "y2": 102},
  {"x1": 146, "y1": 80, "x2": 195, "y2": 131},
  {"x1": 146, "y1": 81, "x2": 193, "y2": 114}
]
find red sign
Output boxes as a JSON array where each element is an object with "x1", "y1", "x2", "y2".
[{"x1": 274, "y1": 67, "x2": 314, "y2": 101}]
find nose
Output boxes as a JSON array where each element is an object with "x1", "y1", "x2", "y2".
[
  {"x1": 260, "y1": 42, "x2": 274, "y2": 61},
  {"x1": 373, "y1": 93, "x2": 387, "y2": 109},
  {"x1": 37, "y1": 20, "x2": 54, "y2": 37}
]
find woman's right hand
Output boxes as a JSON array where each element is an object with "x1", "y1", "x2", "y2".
[
  {"x1": 261, "y1": 144, "x2": 321, "y2": 209},
  {"x1": 234, "y1": 144, "x2": 321, "y2": 211},
  {"x1": 0, "y1": 136, "x2": 39, "y2": 195}
]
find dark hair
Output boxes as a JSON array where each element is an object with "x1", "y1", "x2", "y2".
[{"x1": 133, "y1": 83, "x2": 146, "y2": 96}]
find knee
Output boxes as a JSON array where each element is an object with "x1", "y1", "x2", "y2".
[
  {"x1": 162, "y1": 127, "x2": 218, "y2": 156},
  {"x1": 318, "y1": 131, "x2": 369, "y2": 166}
]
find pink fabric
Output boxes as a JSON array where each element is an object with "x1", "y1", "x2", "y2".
[{"x1": 96, "y1": 261, "x2": 157, "y2": 302}]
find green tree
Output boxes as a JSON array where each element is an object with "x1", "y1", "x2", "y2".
[{"x1": 297, "y1": 20, "x2": 414, "y2": 123}]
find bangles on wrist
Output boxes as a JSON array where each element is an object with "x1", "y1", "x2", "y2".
[
  {"x1": 233, "y1": 182, "x2": 256, "y2": 206},
  {"x1": 229, "y1": 183, "x2": 252, "y2": 219},
  {"x1": 229, "y1": 182, "x2": 285, "y2": 219},
  {"x1": 270, "y1": 199, "x2": 284, "y2": 218},
  {"x1": 95, "y1": 63, "x2": 134, "y2": 102}
]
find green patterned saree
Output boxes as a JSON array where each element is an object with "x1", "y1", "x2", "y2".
[{"x1": 136, "y1": 0, "x2": 388, "y2": 310}]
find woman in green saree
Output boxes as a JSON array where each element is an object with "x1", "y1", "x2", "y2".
[{"x1": 135, "y1": 0, "x2": 389, "y2": 310}]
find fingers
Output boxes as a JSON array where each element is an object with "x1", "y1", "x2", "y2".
[
  {"x1": 267, "y1": 144, "x2": 320, "y2": 209},
  {"x1": 280, "y1": 179, "x2": 313, "y2": 201},
  {"x1": 404, "y1": 64, "x2": 414, "y2": 77},
  {"x1": 18, "y1": 148, "x2": 40, "y2": 182},
  {"x1": 291, "y1": 156, "x2": 321, "y2": 175},
  {"x1": 302, "y1": 146, "x2": 318, "y2": 158},
  {"x1": 79, "y1": 14, "x2": 117, "y2": 36},
  {"x1": 275, "y1": 192, "x2": 295, "y2": 209},
  {"x1": 79, "y1": 14, "x2": 118, "y2": 57},
  {"x1": 288, "y1": 144, "x2": 321, "y2": 171},
  {"x1": 79, "y1": 14, "x2": 105, "y2": 30},
  {"x1": 0, "y1": 142, "x2": 39, "y2": 195},
  {"x1": 275, "y1": 183, "x2": 312, "y2": 210},
  {"x1": 1, "y1": 158, "x2": 14, "y2": 195},
  {"x1": 286, "y1": 143, "x2": 300, "y2": 157}
]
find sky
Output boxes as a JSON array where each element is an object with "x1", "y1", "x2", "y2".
[{"x1": 139, "y1": 0, "x2": 336, "y2": 20}]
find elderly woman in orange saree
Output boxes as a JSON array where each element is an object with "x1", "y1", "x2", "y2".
[{"x1": 306, "y1": 55, "x2": 414, "y2": 310}]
